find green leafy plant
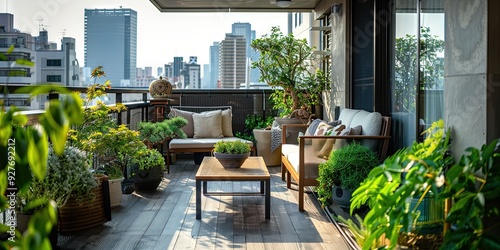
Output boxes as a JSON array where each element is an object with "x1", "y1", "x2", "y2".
[
  {"x1": 316, "y1": 143, "x2": 379, "y2": 208},
  {"x1": 214, "y1": 140, "x2": 251, "y2": 154},
  {"x1": 439, "y1": 139, "x2": 500, "y2": 249},
  {"x1": 138, "y1": 116, "x2": 188, "y2": 147},
  {"x1": 84, "y1": 124, "x2": 147, "y2": 175},
  {"x1": 68, "y1": 66, "x2": 126, "y2": 151},
  {"x1": 350, "y1": 120, "x2": 452, "y2": 249},
  {"x1": 17, "y1": 145, "x2": 98, "y2": 213},
  {"x1": 235, "y1": 114, "x2": 274, "y2": 143},
  {"x1": 1, "y1": 45, "x2": 83, "y2": 248},
  {"x1": 251, "y1": 26, "x2": 330, "y2": 117},
  {"x1": 130, "y1": 147, "x2": 165, "y2": 171}
]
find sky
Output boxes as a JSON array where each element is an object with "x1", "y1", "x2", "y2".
[{"x1": 4, "y1": 0, "x2": 288, "y2": 70}]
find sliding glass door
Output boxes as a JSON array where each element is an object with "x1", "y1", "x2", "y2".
[{"x1": 391, "y1": 0, "x2": 444, "y2": 148}]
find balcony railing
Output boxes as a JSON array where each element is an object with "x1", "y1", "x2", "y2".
[{"x1": 2, "y1": 84, "x2": 277, "y2": 134}]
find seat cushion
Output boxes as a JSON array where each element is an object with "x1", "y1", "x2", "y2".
[
  {"x1": 285, "y1": 145, "x2": 327, "y2": 179},
  {"x1": 170, "y1": 137, "x2": 253, "y2": 149}
]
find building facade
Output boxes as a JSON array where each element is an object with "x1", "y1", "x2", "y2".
[
  {"x1": 219, "y1": 34, "x2": 246, "y2": 89},
  {"x1": 183, "y1": 56, "x2": 201, "y2": 89},
  {"x1": 209, "y1": 42, "x2": 220, "y2": 88},
  {"x1": 84, "y1": 8, "x2": 137, "y2": 87},
  {"x1": 0, "y1": 13, "x2": 35, "y2": 108}
]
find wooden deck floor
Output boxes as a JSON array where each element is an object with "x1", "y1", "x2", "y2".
[{"x1": 57, "y1": 159, "x2": 352, "y2": 250}]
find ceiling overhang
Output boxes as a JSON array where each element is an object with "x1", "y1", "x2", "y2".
[{"x1": 149, "y1": 0, "x2": 321, "y2": 13}]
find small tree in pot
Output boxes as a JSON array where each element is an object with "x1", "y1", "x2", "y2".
[{"x1": 251, "y1": 26, "x2": 330, "y2": 118}]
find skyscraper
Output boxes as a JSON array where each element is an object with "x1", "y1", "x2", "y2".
[
  {"x1": 219, "y1": 34, "x2": 246, "y2": 89},
  {"x1": 231, "y1": 22, "x2": 260, "y2": 84},
  {"x1": 84, "y1": 8, "x2": 137, "y2": 86},
  {"x1": 209, "y1": 42, "x2": 220, "y2": 88}
]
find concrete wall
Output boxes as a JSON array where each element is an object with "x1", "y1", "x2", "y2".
[
  {"x1": 444, "y1": 0, "x2": 499, "y2": 157},
  {"x1": 325, "y1": 0, "x2": 347, "y2": 121}
]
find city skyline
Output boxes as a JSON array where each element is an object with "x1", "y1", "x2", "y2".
[{"x1": 4, "y1": 0, "x2": 288, "y2": 69}]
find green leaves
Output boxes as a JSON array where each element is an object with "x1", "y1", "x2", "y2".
[
  {"x1": 349, "y1": 120, "x2": 452, "y2": 249},
  {"x1": 439, "y1": 139, "x2": 500, "y2": 250}
]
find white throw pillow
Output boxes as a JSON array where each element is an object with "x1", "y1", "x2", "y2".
[{"x1": 193, "y1": 110, "x2": 224, "y2": 138}]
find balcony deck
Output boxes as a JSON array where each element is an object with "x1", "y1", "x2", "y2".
[{"x1": 57, "y1": 158, "x2": 352, "y2": 250}]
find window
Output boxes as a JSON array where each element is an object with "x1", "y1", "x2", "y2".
[
  {"x1": 47, "y1": 75, "x2": 62, "y2": 82},
  {"x1": 390, "y1": 0, "x2": 445, "y2": 148},
  {"x1": 47, "y1": 59, "x2": 62, "y2": 66}
]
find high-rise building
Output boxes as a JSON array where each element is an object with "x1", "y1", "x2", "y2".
[
  {"x1": 157, "y1": 67, "x2": 163, "y2": 78},
  {"x1": 231, "y1": 22, "x2": 260, "y2": 85},
  {"x1": 184, "y1": 56, "x2": 200, "y2": 89},
  {"x1": 84, "y1": 8, "x2": 137, "y2": 87},
  {"x1": 219, "y1": 34, "x2": 246, "y2": 89},
  {"x1": 232, "y1": 22, "x2": 252, "y2": 56},
  {"x1": 173, "y1": 56, "x2": 183, "y2": 85},
  {"x1": 209, "y1": 42, "x2": 220, "y2": 88},
  {"x1": 164, "y1": 63, "x2": 173, "y2": 83}
]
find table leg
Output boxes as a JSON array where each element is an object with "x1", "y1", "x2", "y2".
[
  {"x1": 265, "y1": 179, "x2": 270, "y2": 219},
  {"x1": 260, "y1": 181, "x2": 264, "y2": 195},
  {"x1": 196, "y1": 180, "x2": 201, "y2": 220},
  {"x1": 203, "y1": 181, "x2": 207, "y2": 195}
]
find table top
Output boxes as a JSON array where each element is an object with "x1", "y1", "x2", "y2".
[{"x1": 196, "y1": 157, "x2": 270, "y2": 181}]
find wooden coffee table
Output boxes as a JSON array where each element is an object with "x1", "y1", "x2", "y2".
[{"x1": 195, "y1": 156, "x2": 270, "y2": 220}]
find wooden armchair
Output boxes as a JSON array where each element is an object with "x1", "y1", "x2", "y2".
[{"x1": 280, "y1": 109, "x2": 391, "y2": 211}]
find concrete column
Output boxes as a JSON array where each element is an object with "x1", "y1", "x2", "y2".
[
  {"x1": 327, "y1": 0, "x2": 348, "y2": 121},
  {"x1": 444, "y1": 0, "x2": 499, "y2": 156}
]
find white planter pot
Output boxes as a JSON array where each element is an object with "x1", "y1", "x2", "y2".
[{"x1": 109, "y1": 177, "x2": 124, "y2": 207}]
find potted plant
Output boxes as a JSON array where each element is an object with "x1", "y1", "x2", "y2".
[
  {"x1": 84, "y1": 124, "x2": 148, "y2": 193},
  {"x1": 316, "y1": 142, "x2": 379, "y2": 210},
  {"x1": 18, "y1": 144, "x2": 108, "y2": 234},
  {"x1": 213, "y1": 140, "x2": 251, "y2": 168},
  {"x1": 439, "y1": 139, "x2": 500, "y2": 249},
  {"x1": 128, "y1": 146, "x2": 166, "y2": 191},
  {"x1": 137, "y1": 116, "x2": 188, "y2": 149},
  {"x1": 251, "y1": 26, "x2": 330, "y2": 119},
  {"x1": 349, "y1": 120, "x2": 453, "y2": 249}
]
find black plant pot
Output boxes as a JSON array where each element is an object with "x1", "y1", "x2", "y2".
[
  {"x1": 332, "y1": 185, "x2": 352, "y2": 210},
  {"x1": 128, "y1": 164, "x2": 163, "y2": 191}
]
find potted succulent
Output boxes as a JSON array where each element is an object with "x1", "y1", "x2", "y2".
[
  {"x1": 128, "y1": 146, "x2": 166, "y2": 191},
  {"x1": 316, "y1": 142, "x2": 379, "y2": 210},
  {"x1": 213, "y1": 140, "x2": 251, "y2": 168},
  {"x1": 251, "y1": 26, "x2": 330, "y2": 119}
]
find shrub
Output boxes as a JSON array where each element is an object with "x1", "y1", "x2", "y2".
[{"x1": 316, "y1": 142, "x2": 379, "y2": 207}]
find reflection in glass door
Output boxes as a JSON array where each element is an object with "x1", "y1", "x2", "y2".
[{"x1": 391, "y1": 0, "x2": 444, "y2": 149}]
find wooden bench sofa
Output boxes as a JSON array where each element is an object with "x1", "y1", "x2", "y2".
[
  {"x1": 280, "y1": 108, "x2": 391, "y2": 211},
  {"x1": 166, "y1": 106, "x2": 254, "y2": 173}
]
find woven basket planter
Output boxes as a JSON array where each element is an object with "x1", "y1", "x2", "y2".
[{"x1": 58, "y1": 177, "x2": 111, "y2": 233}]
